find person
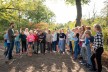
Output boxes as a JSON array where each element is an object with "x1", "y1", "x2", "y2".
[
  {"x1": 14, "y1": 30, "x2": 20, "y2": 55},
  {"x1": 73, "y1": 28, "x2": 80, "y2": 59},
  {"x1": 84, "y1": 30, "x2": 92, "y2": 67},
  {"x1": 24, "y1": 28, "x2": 29, "y2": 36},
  {"x1": 58, "y1": 29, "x2": 66, "y2": 54},
  {"x1": 38, "y1": 31, "x2": 46, "y2": 54},
  {"x1": 46, "y1": 30, "x2": 52, "y2": 53},
  {"x1": 52, "y1": 30, "x2": 57, "y2": 53},
  {"x1": 56, "y1": 30, "x2": 60, "y2": 52},
  {"x1": 26, "y1": 30, "x2": 35, "y2": 56},
  {"x1": 8, "y1": 22, "x2": 15, "y2": 60},
  {"x1": 3, "y1": 31, "x2": 8, "y2": 55},
  {"x1": 20, "y1": 31, "x2": 27, "y2": 53},
  {"x1": 90, "y1": 24, "x2": 104, "y2": 72},
  {"x1": 33, "y1": 31, "x2": 39, "y2": 54}
]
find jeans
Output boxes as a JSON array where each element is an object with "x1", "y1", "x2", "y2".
[
  {"x1": 81, "y1": 47, "x2": 87, "y2": 61},
  {"x1": 58, "y1": 40, "x2": 65, "y2": 53},
  {"x1": 74, "y1": 41, "x2": 80, "y2": 59},
  {"x1": 69, "y1": 41, "x2": 73, "y2": 54},
  {"x1": 15, "y1": 41, "x2": 20, "y2": 53},
  {"x1": 5, "y1": 43, "x2": 10, "y2": 58},
  {"x1": 91, "y1": 47, "x2": 104, "y2": 72},
  {"x1": 40, "y1": 42, "x2": 45, "y2": 54},
  {"x1": 86, "y1": 44, "x2": 92, "y2": 65},
  {"x1": 34, "y1": 41, "x2": 39, "y2": 53},
  {"x1": 47, "y1": 42, "x2": 52, "y2": 52},
  {"x1": 52, "y1": 41, "x2": 56, "y2": 51},
  {"x1": 8, "y1": 41, "x2": 14, "y2": 59}
]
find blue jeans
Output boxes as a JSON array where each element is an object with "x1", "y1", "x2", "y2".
[
  {"x1": 5, "y1": 43, "x2": 10, "y2": 58},
  {"x1": 15, "y1": 41, "x2": 20, "y2": 53},
  {"x1": 74, "y1": 41, "x2": 80, "y2": 59},
  {"x1": 8, "y1": 41, "x2": 14, "y2": 59},
  {"x1": 52, "y1": 41, "x2": 56, "y2": 51},
  {"x1": 86, "y1": 44, "x2": 92, "y2": 65},
  {"x1": 59, "y1": 40, "x2": 65, "y2": 53}
]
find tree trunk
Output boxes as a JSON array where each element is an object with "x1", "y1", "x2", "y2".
[{"x1": 75, "y1": 0, "x2": 82, "y2": 27}]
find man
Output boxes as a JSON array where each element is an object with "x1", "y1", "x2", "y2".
[{"x1": 8, "y1": 22, "x2": 15, "y2": 60}]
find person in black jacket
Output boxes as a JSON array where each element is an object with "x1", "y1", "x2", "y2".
[
  {"x1": 19, "y1": 31, "x2": 27, "y2": 53},
  {"x1": 39, "y1": 31, "x2": 46, "y2": 54},
  {"x1": 8, "y1": 22, "x2": 15, "y2": 60}
]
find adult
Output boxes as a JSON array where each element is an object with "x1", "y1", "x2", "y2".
[
  {"x1": 24, "y1": 28, "x2": 29, "y2": 36},
  {"x1": 90, "y1": 24, "x2": 104, "y2": 72},
  {"x1": 8, "y1": 22, "x2": 15, "y2": 60}
]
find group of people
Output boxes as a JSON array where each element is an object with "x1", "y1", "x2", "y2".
[{"x1": 3, "y1": 22, "x2": 104, "y2": 72}]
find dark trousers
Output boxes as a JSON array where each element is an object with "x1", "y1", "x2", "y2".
[
  {"x1": 40, "y1": 42, "x2": 45, "y2": 54},
  {"x1": 69, "y1": 41, "x2": 73, "y2": 54},
  {"x1": 21, "y1": 41, "x2": 27, "y2": 52},
  {"x1": 8, "y1": 41, "x2": 14, "y2": 59},
  {"x1": 91, "y1": 47, "x2": 104, "y2": 72},
  {"x1": 52, "y1": 41, "x2": 56, "y2": 51},
  {"x1": 47, "y1": 42, "x2": 52, "y2": 52},
  {"x1": 34, "y1": 41, "x2": 39, "y2": 53}
]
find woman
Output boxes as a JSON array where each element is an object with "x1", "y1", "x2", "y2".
[{"x1": 90, "y1": 24, "x2": 104, "y2": 72}]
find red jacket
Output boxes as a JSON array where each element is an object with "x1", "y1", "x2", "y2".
[{"x1": 33, "y1": 34, "x2": 38, "y2": 42}]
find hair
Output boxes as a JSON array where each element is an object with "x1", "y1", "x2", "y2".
[
  {"x1": 85, "y1": 30, "x2": 91, "y2": 36},
  {"x1": 94, "y1": 24, "x2": 102, "y2": 32},
  {"x1": 9, "y1": 22, "x2": 14, "y2": 26},
  {"x1": 86, "y1": 26, "x2": 91, "y2": 30}
]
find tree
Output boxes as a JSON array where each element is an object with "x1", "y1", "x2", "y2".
[{"x1": 65, "y1": 0, "x2": 90, "y2": 27}]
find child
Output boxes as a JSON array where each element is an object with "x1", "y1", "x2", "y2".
[
  {"x1": 84, "y1": 30, "x2": 92, "y2": 67},
  {"x1": 39, "y1": 31, "x2": 46, "y2": 54},
  {"x1": 46, "y1": 30, "x2": 52, "y2": 53},
  {"x1": 52, "y1": 30, "x2": 57, "y2": 53},
  {"x1": 19, "y1": 31, "x2": 27, "y2": 53},
  {"x1": 33, "y1": 31, "x2": 39, "y2": 54},
  {"x1": 26, "y1": 30, "x2": 35, "y2": 56},
  {"x1": 73, "y1": 28, "x2": 80, "y2": 60},
  {"x1": 14, "y1": 30, "x2": 20, "y2": 55},
  {"x1": 3, "y1": 31, "x2": 8, "y2": 54}
]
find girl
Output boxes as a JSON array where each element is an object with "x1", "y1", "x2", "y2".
[
  {"x1": 14, "y1": 30, "x2": 20, "y2": 55},
  {"x1": 39, "y1": 31, "x2": 46, "y2": 54},
  {"x1": 90, "y1": 24, "x2": 104, "y2": 72},
  {"x1": 52, "y1": 30, "x2": 57, "y2": 53},
  {"x1": 73, "y1": 28, "x2": 80, "y2": 59},
  {"x1": 26, "y1": 30, "x2": 35, "y2": 56},
  {"x1": 46, "y1": 30, "x2": 52, "y2": 53},
  {"x1": 20, "y1": 31, "x2": 27, "y2": 53},
  {"x1": 58, "y1": 29, "x2": 66, "y2": 54},
  {"x1": 33, "y1": 31, "x2": 39, "y2": 54},
  {"x1": 84, "y1": 30, "x2": 92, "y2": 67}
]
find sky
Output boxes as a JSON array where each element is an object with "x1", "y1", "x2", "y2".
[{"x1": 44, "y1": 0, "x2": 106, "y2": 23}]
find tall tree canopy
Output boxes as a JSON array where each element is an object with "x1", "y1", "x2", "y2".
[
  {"x1": 0, "y1": 0, "x2": 55, "y2": 29},
  {"x1": 65, "y1": 0, "x2": 90, "y2": 27}
]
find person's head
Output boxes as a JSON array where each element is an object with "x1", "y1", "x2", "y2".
[
  {"x1": 15, "y1": 30, "x2": 19, "y2": 34},
  {"x1": 85, "y1": 30, "x2": 91, "y2": 38},
  {"x1": 9, "y1": 22, "x2": 14, "y2": 28},
  {"x1": 29, "y1": 30, "x2": 33, "y2": 35},
  {"x1": 93, "y1": 24, "x2": 102, "y2": 32},
  {"x1": 34, "y1": 31, "x2": 37, "y2": 34},
  {"x1": 81, "y1": 25, "x2": 85, "y2": 32},
  {"x1": 86, "y1": 26, "x2": 91, "y2": 31},
  {"x1": 25, "y1": 28, "x2": 29, "y2": 32},
  {"x1": 21, "y1": 31, "x2": 24, "y2": 35},
  {"x1": 48, "y1": 30, "x2": 51, "y2": 34}
]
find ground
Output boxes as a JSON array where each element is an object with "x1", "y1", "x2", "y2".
[{"x1": 0, "y1": 43, "x2": 108, "y2": 72}]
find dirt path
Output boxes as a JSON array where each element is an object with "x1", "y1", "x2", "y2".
[{"x1": 0, "y1": 43, "x2": 108, "y2": 72}]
